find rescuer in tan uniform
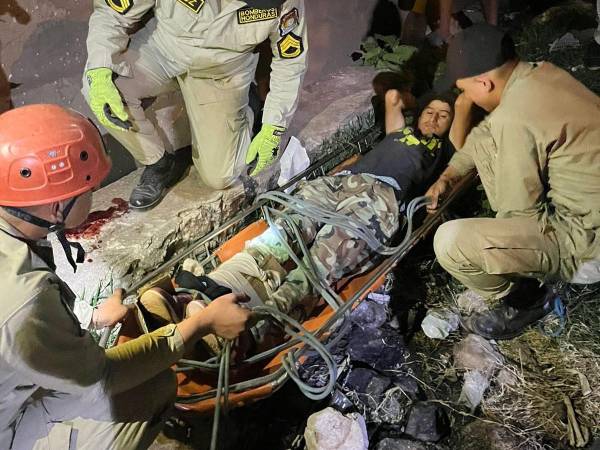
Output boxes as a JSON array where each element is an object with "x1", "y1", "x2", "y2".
[
  {"x1": 0, "y1": 104, "x2": 252, "y2": 449},
  {"x1": 83, "y1": 0, "x2": 308, "y2": 209},
  {"x1": 426, "y1": 24, "x2": 600, "y2": 340}
]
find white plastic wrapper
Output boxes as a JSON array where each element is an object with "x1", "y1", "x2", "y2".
[
  {"x1": 459, "y1": 369, "x2": 491, "y2": 412},
  {"x1": 304, "y1": 407, "x2": 368, "y2": 450},
  {"x1": 421, "y1": 308, "x2": 460, "y2": 339},
  {"x1": 277, "y1": 136, "x2": 310, "y2": 193}
]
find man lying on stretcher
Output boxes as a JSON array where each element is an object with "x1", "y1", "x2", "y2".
[{"x1": 139, "y1": 74, "x2": 473, "y2": 354}]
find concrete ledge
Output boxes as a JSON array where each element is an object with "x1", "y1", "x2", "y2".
[{"x1": 54, "y1": 65, "x2": 377, "y2": 299}]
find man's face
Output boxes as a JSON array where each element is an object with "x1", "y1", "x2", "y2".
[
  {"x1": 417, "y1": 100, "x2": 453, "y2": 137},
  {"x1": 456, "y1": 76, "x2": 494, "y2": 111},
  {"x1": 63, "y1": 191, "x2": 93, "y2": 229}
]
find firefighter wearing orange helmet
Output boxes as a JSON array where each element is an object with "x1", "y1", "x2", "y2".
[{"x1": 0, "y1": 104, "x2": 251, "y2": 449}]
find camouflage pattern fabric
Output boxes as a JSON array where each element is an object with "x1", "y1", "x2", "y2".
[{"x1": 267, "y1": 173, "x2": 399, "y2": 314}]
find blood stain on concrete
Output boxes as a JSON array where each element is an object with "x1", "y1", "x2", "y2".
[{"x1": 67, "y1": 198, "x2": 129, "y2": 240}]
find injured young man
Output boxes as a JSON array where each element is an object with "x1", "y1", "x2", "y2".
[{"x1": 140, "y1": 76, "x2": 468, "y2": 353}]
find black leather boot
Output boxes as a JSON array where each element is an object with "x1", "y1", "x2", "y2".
[
  {"x1": 463, "y1": 281, "x2": 554, "y2": 340},
  {"x1": 129, "y1": 153, "x2": 178, "y2": 209}
]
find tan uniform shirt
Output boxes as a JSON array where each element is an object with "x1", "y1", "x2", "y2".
[
  {"x1": 449, "y1": 62, "x2": 600, "y2": 272},
  {"x1": 86, "y1": 0, "x2": 308, "y2": 127},
  {"x1": 0, "y1": 219, "x2": 184, "y2": 447}
]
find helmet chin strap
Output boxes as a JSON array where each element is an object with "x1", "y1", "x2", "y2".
[{"x1": 2, "y1": 197, "x2": 85, "y2": 272}]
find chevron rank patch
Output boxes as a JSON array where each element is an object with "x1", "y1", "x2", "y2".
[
  {"x1": 277, "y1": 32, "x2": 304, "y2": 59},
  {"x1": 237, "y1": 7, "x2": 279, "y2": 24},
  {"x1": 176, "y1": 0, "x2": 205, "y2": 13},
  {"x1": 279, "y1": 8, "x2": 300, "y2": 35},
  {"x1": 105, "y1": 0, "x2": 133, "y2": 14}
]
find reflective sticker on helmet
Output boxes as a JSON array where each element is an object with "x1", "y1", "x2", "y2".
[
  {"x1": 105, "y1": 0, "x2": 133, "y2": 15},
  {"x1": 277, "y1": 32, "x2": 304, "y2": 59}
]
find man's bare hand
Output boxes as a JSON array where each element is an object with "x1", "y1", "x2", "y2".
[
  {"x1": 201, "y1": 293, "x2": 252, "y2": 340},
  {"x1": 93, "y1": 289, "x2": 129, "y2": 328},
  {"x1": 454, "y1": 92, "x2": 474, "y2": 114},
  {"x1": 425, "y1": 177, "x2": 451, "y2": 212}
]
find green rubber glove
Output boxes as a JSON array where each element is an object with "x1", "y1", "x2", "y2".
[
  {"x1": 86, "y1": 67, "x2": 131, "y2": 131},
  {"x1": 245, "y1": 123, "x2": 286, "y2": 176}
]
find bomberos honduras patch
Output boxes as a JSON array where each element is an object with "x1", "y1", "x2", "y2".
[{"x1": 237, "y1": 7, "x2": 279, "y2": 24}]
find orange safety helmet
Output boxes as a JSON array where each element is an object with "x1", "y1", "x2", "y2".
[{"x1": 0, "y1": 104, "x2": 111, "y2": 207}]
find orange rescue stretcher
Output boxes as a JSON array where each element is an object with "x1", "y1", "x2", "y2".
[{"x1": 111, "y1": 127, "x2": 477, "y2": 416}]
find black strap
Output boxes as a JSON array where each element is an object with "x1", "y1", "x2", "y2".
[
  {"x1": 2, "y1": 205, "x2": 55, "y2": 229},
  {"x1": 175, "y1": 270, "x2": 232, "y2": 300},
  {"x1": 2, "y1": 197, "x2": 85, "y2": 272},
  {"x1": 55, "y1": 230, "x2": 85, "y2": 272}
]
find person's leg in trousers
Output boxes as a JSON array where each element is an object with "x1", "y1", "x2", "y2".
[
  {"x1": 177, "y1": 70, "x2": 254, "y2": 190},
  {"x1": 13, "y1": 369, "x2": 176, "y2": 450},
  {"x1": 83, "y1": 30, "x2": 189, "y2": 166},
  {"x1": 244, "y1": 176, "x2": 342, "y2": 268},
  {"x1": 82, "y1": 28, "x2": 191, "y2": 208},
  {"x1": 434, "y1": 216, "x2": 561, "y2": 299},
  {"x1": 244, "y1": 176, "x2": 343, "y2": 315},
  {"x1": 268, "y1": 175, "x2": 399, "y2": 315},
  {"x1": 434, "y1": 216, "x2": 562, "y2": 338}
]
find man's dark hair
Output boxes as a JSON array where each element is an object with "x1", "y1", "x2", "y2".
[{"x1": 414, "y1": 90, "x2": 458, "y2": 138}]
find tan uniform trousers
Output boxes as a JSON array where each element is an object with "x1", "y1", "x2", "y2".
[
  {"x1": 433, "y1": 216, "x2": 562, "y2": 300},
  {"x1": 12, "y1": 370, "x2": 176, "y2": 450},
  {"x1": 83, "y1": 29, "x2": 253, "y2": 190}
]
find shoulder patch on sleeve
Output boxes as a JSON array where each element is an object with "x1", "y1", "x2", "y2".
[
  {"x1": 176, "y1": 0, "x2": 205, "y2": 14},
  {"x1": 277, "y1": 32, "x2": 304, "y2": 59},
  {"x1": 105, "y1": 0, "x2": 133, "y2": 14},
  {"x1": 279, "y1": 7, "x2": 300, "y2": 35},
  {"x1": 237, "y1": 7, "x2": 279, "y2": 24}
]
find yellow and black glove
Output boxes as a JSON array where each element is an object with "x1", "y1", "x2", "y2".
[
  {"x1": 86, "y1": 67, "x2": 132, "y2": 131},
  {"x1": 245, "y1": 123, "x2": 286, "y2": 176}
]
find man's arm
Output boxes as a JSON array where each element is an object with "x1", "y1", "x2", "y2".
[
  {"x1": 425, "y1": 165, "x2": 464, "y2": 212},
  {"x1": 85, "y1": 0, "x2": 156, "y2": 76},
  {"x1": 449, "y1": 92, "x2": 475, "y2": 150},
  {"x1": 384, "y1": 89, "x2": 416, "y2": 134},
  {"x1": 3, "y1": 286, "x2": 250, "y2": 397},
  {"x1": 262, "y1": 0, "x2": 308, "y2": 128},
  {"x1": 494, "y1": 121, "x2": 545, "y2": 216},
  {"x1": 425, "y1": 116, "x2": 491, "y2": 211}
]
